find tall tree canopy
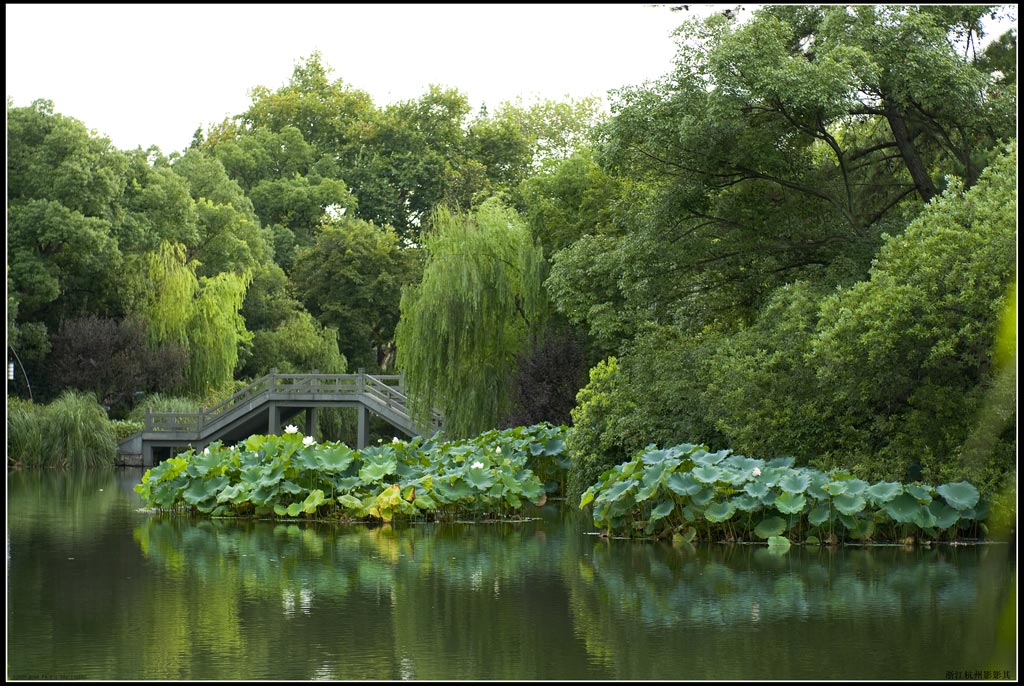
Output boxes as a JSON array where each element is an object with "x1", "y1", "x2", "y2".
[{"x1": 395, "y1": 200, "x2": 546, "y2": 438}]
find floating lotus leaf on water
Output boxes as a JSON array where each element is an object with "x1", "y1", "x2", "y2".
[
  {"x1": 766, "y1": 535, "x2": 791, "y2": 550},
  {"x1": 778, "y1": 472, "x2": 811, "y2": 494},
  {"x1": 754, "y1": 516, "x2": 787, "y2": 539},
  {"x1": 666, "y1": 472, "x2": 703, "y2": 497},
  {"x1": 831, "y1": 493, "x2": 866, "y2": 516},
  {"x1": 885, "y1": 493, "x2": 921, "y2": 523},
  {"x1": 731, "y1": 494, "x2": 762, "y2": 512},
  {"x1": 773, "y1": 491, "x2": 806, "y2": 515},
  {"x1": 928, "y1": 500, "x2": 960, "y2": 529},
  {"x1": 807, "y1": 504, "x2": 832, "y2": 527},
  {"x1": 905, "y1": 483, "x2": 934, "y2": 503},
  {"x1": 866, "y1": 481, "x2": 903, "y2": 505},
  {"x1": 704, "y1": 500, "x2": 736, "y2": 523},
  {"x1": 936, "y1": 481, "x2": 980, "y2": 511}
]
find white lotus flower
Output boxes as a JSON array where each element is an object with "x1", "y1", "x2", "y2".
[
  {"x1": 303, "y1": 435, "x2": 316, "y2": 447},
  {"x1": 495, "y1": 446, "x2": 502, "y2": 454},
  {"x1": 285, "y1": 425, "x2": 299, "y2": 434},
  {"x1": 203, "y1": 447, "x2": 210, "y2": 455},
  {"x1": 392, "y1": 437, "x2": 400, "y2": 444},
  {"x1": 752, "y1": 467, "x2": 762, "y2": 477},
  {"x1": 471, "y1": 461, "x2": 484, "y2": 469}
]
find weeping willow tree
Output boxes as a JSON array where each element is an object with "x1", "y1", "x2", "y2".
[
  {"x1": 131, "y1": 240, "x2": 252, "y2": 397},
  {"x1": 186, "y1": 270, "x2": 253, "y2": 396},
  {"x1": 396, "y1": 199, "x2": 546, "y2": 438},
  {"x1": 135, "y1": 240, "x2": 197, "y2": 349}
]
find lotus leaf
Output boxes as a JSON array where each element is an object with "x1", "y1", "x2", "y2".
[
  {"x1": 766, "y1": 456, "x2": 796, "y2": 468},
  {"x1": 807, "y1": 504, "x2": 831, "y2": 527},
  {"x1": 666, "y1": 472, "x2": 702, "y2": 497},
  {"x1": 936, "y1": 481, "x2": 980, "y2": 511},
  {"x1": 336, "y1": 494, "x2": 364, "y2": 511},
  {"x1": 958, "y1": 500, "x2": 989, "y2": 521},
  {"x1": 773, "y1": 491, "x2": 806, "y2": 515},
  {"x1": 905, "y1": 484, "x2": 933, "y2": 503},
  {"x1": 767, "y1": 535, "x2": 791, "y2": 549},
  {"x1": 642, "y1": 448, "x2": 671, "y2": 465},
  {"x1": 217, "y1": 483, "x2": 248, "y2": 504},
  {"x1": 778, "y1": 472, "x2": 811, "y2": 494},
  {"x1": 692, "y1": 449, "x2": 728, "y2": 467},
  {"x1": 744, "y1": 479, "x2": 770, "y2": 498},
  {"x1": 691, "y1": 487, "x2": 716, "y2": 507},
  {"x1": 692, "y1": 465, "x2": 723, "y2": 484},
  {"x1": 302, "y1": 489, "x2": 325, "y2": 513},
  {"x1": 805, "y1": 535, "x2": 820, "y2": 545},
  {"x1": 731, "y1": 494, "x2": 762, "y2": 512},
  {"x1": 666, "y1": 443, "x2": 702, "y2": 460},
  {"x1": 580, "y1": 487, "x2": 596, "y2": 508},
  {"x1": 273, "y1": 503, "x2": 289, "y2": 517},
  {"x1": 723, "y1": 455, "x2": 764, "y2": 473},
  {"x1": 807, "y1": 473, "x2": 831, "y2": 500},
  {"x1": 885, "y1": 493, "x2": 922, "y2": 524},
  {"x1": 598, "y1": 478, "x2": 636, "y2": 505},
  {"x1": 650, "y1": 499, "x2": 675, "y2": 522},
  {"x1": 843, "y1": 479, "x2": 869, "y2": 496},
  {"x1": 754, "y1": 516, "x2": 787, "y2": 539},
  {"x1": 832, "y1": 493, "x2": 867, "y2": 516},
  {"x1": 825, "y1": 480, "x2": 848, "y2": 496},
  {"x1": 845, "y1": 516, "x2": 875, "y2": 540},
  {"x1": 359, "y1": 461, "x2": 395, "y2": 482},
  {"x1": 317, "y1": 445, "x2": 355, "y2": 472},
  {"x1": 704, "y1": 501, "x2": 736, "y2": 523},
  {"x1": 636, "y1": 463, "x2": 668, "y2": 502},
  {"x1": 928, "y1": 500, "x2": 960, "y2": 529},
  {"x1": 286, "y1": 501, "x2": 303, "y2": 517},
  {"x1": 293, "y1": 448, "x2": 319, "y2": 471},
  {"x1": 911, "y1": 504, "x2": 937, "y2": 530},
  {"x1": 465, "y1": 467, "x2": 496, "y2": 491},
  {"x1": 279, "y1": 480, "x2": 303, "y2": 495},
  {"x1": 866, "y1": 481, "x2": 903, "y2": 505},
  {"x1": 182, "y1": 475, "x2": 228, "y2": 506},
  {"x1": 414, "y1": 494, "x2": 438, "y2": 510}
]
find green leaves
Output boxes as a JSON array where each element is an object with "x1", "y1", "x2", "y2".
[
  {"x1": 136, "y1": 423, "x2": 570, "y2": 523},
  {"x1": 936, "y1": 482, "x2": 980, "y2": 511},
  {"x1": 582, "y1": 441, "x2": 983, "y2": 543}
]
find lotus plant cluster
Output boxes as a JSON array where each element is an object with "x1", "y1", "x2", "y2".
[
  {"x1": 580, "y1": 443, "x2": 986, "y2": 545},
  {"x1": 135, "y1": 423, "x2": 569, "y2": 522}
]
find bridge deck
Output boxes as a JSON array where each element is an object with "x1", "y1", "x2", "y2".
[{"x1": 118, "y1": 371, "x2": 442, "y2": 466}]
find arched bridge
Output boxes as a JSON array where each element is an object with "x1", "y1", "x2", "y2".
[{"x1": 118, "y1": 371, "x2": 443, "y2": 467}]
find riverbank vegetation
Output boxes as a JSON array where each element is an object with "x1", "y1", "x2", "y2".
[{"x1": 8, "y1": 6, "x2": 1016, "y2": 536}]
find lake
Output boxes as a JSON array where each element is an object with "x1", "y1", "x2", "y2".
[{"x1": 6, "y1": 468, "x2": 1016, "y2": 680}]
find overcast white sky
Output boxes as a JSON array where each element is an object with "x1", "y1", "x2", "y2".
[{"x1": 6, "y1": 3, "x2": 742, "y2": 154}]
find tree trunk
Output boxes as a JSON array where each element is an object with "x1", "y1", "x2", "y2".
[{"x1": 884, "y1": 99, "x2": 936, "y2": 203}]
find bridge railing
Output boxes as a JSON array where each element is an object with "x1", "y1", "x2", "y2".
[{"x1": 143, "y1": 371, "x2": 441, "y2": 435}]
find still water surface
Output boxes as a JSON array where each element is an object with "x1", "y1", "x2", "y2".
[{"x1": 7, "y1": 468, "x2": 1016, "y2": 680}]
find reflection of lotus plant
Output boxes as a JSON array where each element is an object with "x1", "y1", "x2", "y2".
[{"x1": 580, "y1": 442, "x2": 985, "y2": 544}]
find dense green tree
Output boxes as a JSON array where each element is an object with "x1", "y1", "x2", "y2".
[
  {"x1": 395, "y1": 200, "x2": 546, "y2": 437},
  {"x1": 291, "y1": 216, "x2": 419, "y2": 370},
  {"x1": 185, "y1": 271, "x2": 253, "y2": 396}
]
